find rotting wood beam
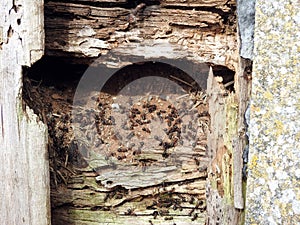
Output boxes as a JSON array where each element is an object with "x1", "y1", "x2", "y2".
[{"x1": 44, "y1": 0, "x2": 237, "y2": 69}]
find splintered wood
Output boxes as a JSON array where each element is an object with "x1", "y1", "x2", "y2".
[
  {"x1": 45, "y1": 0, "x2": 237, "y2": 70},
  {"x1": 39, "y1": 0, "x2": 239, "y2": 224},
  {"x1": 72, "y1": 82, "x2": 209, "y2": 187},
  {"x1": 68, "y1": 68, "x2": 209, "y2": 224},
  {"x1": 22, "y1": 62, "x2": 231, "y2": 225}
]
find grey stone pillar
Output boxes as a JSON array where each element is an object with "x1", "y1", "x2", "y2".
[{"x1": 245, "y1": 0, "x2": 300, "y2": 224}]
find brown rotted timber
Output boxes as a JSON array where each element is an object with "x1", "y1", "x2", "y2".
[
  {"x1": 45, "y1": 0, "x2": 237, "y2": 69},
  {"x1": 44, "y1": 0, "x2": 245, "y2": 224},
  {"x1": 1, "y1": 0, "x2": 251, "y2": 224}
]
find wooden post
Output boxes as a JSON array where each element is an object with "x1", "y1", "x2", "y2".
[{"x1": 0, "y1": 0, "x2": 50, "y2": 225}]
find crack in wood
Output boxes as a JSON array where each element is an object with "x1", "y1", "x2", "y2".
[
  {"x1": 44, "y1": 1, "x2": 237, "y2": 69},
  {"x1": 0, "y1": 104, "x2": 4, "y2": 138}
]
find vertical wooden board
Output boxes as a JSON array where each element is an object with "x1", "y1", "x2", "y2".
[
  {"x1": 206, "y1": 64, "x2": 243, "y2": 224},
  {"x1": 23, "y1": 0, "x2": 44, "y2": 65},
  {"x1": 0, "y1": 42, "x2": 50, "y2": 225},
  {"x1": 20, "y1": 107, "x2": 51, "y2": 225},
  {"x1": 0, "y1": 0, "x2": 50, "y2": 225},
  {"x1": 233, "y1": 57, "x2": 252, "y2": 210}
]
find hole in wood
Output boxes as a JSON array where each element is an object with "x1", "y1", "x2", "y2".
[
  {"x1": 24, "y1": 0, "x2": 237, "y2": 223},
  {"x1": 23, "y1": 55, "x2": 234, "y2": 225}
]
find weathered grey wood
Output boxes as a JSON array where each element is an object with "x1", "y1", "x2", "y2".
[
  {"x1": 161, "y1": 0, "x2": 235, "y2": 10},
  {"x1": 233, "y1": 57, "x2": 252, "y2": 209},
  {"x1": 0, "y1": 0, "x2": 50, "y2": 225},
  {"x1": 52, "y1": 0, "x2": 235, "y2": 9},
  {"x1": 42, "y1": 2, "x2": 238, "y2": 223},
  {"x1": 204, "y1": 2, "x2": 253, "y2": 221},
  {"x1": 206, "y1": 66, "x2": 243, "y2": 224}
]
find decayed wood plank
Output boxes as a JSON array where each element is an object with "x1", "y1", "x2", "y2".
[
  {"x1": 232, "y1": 57, "x2": 252, "y2": 209},
  {"x1": 51, "y1": 169, "x2": 207, "y2": 225},
  {"x1": 1, "y1": 0, "x2": 44, "y2": 66},
  {"x1": 52, "y1": 171, "x2": 207, "y2": 208},
  {"x1": 21, "y1": 58, "x2": 211, "y2": 224},
  {"x1": 95, "y1": 166, "x2": 207, "y2": 189},
  {"x1": 161, "y1": 0, "x2": 235, "y2": 10},
  {"x1": 0, "y1": 0, "x2": 50, "y2": 225},
  {"x1": 45, "y1": 1, "x2": 237, "y2": 69},
  {"x1": 47, "y1": 87, "x2": 209, "y2": 224},
  {"x1": 206, "y1": 67, "x2": 243, "y2": 224},
  {"x1": 42, "y1": 1, "x2": 240, "y2": 224},
  {"x1": 45, "y1": 2, "x2": 225, "y2": 35},
  {"x1": 53, "y1": 211, "x2": 206, "y2": 225},
  {"x1": 47, "y1": 0, "x2": 234, "y2": 8}
]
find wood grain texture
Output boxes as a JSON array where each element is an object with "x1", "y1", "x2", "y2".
[
  {"x1": 47, "y1": 81, "x2": 210, "y2": 224},
  {"x1": 52, "y1": 169, "x2": 207, "y2": 225},
  {"x1": 20, "y1": 56, "x2": 212, "y2": 224},
  {"x1": 43, "y1": 1, "x2": 240, "y2": 224},
  {"x1": 0, "y1": 0, "x2": 50, "y2": 225},
  {"x1": 45, "y1": 0, "x2": 237, "y2": 69},
  {"x1": 206, "y1": 67, "x2": 243, "y2": 224},
  {"x1": 233, "y1": 57, "x2": 252, "y2": 209}
]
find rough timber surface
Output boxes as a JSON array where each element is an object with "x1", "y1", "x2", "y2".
[
  {"x1": 41, "y1": 0, "x2": 239, "y2": 224},
  {"x1": 23, "y1": 61, "x2": 235, "y2": 225},
  {"x1": 206, "y1": 67, "x2": 243, "y2": 224},
  {"x1": 0, "y1": 0, "x2": 50, "y2": 225},
  {"x1": 45, "y1": 0, "x2": 237, "y2": 69}
]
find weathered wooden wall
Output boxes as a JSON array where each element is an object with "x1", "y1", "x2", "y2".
[
  {"x1": 205, "y1": 59, "x2": 252, "y2": 225},
  {"x1": 4, "y1": 0, "x2": 299, "y2": 224},
  {"x1": 42, "y1": 0, "x2": 245, "y2": 225},
  {"x1": 0, "y1": 0, "x2": 51, "y2": 225},
  {"x1": 3, "y1": 0, "x2": 252, "y2": 224}
]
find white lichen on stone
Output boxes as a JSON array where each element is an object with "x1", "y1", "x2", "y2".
[{"x1": 245, "y1": 0, "x2": 300, "y2": 224}]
